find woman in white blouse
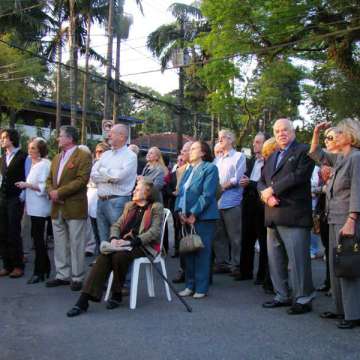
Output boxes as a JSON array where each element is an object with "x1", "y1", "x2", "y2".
[{"x1": 16, "y1": 138, "x2": 51, "y2": 284}]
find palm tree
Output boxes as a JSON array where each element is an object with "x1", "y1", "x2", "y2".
[
  {"x1": 146, "y1": 2, "x2": 203, "y2": 151},
  {"x1": 103, "y1": 0, "x2": 143, "y2": 121},
  {"x1": 79, "y1": 0, "x2": 108, "y2": 143}
]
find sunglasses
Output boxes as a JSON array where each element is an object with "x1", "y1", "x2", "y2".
[{"x1": 324, "y1": 136, "x2": 335, "y2": 141}]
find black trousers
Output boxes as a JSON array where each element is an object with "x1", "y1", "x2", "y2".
[
  {"x1": 90, "y1": 217, "x2": 100, "y2": 254},
  {"x1": 30, "y1": 216, "x2": 51, "y2": 275},
  {"x1": 82, "y1": 248, "x2": 144, "y2": 301},
  {"x1": 0, "y1": 196, "x2": 24, "y2": 271},
  {"x1": 319, "y1": 217, "x2": 330, "y2": 287},
  {"x1": 240, "y1": 201, "x2": 268, "y2": 280}
]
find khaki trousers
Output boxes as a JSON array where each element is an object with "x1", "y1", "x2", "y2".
[{"x1": 52, "y1": 213, "x2": 87, "y2": 282}]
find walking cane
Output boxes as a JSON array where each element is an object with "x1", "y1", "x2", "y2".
[{"x1": 139, "y1": 244, "x2": 193, "y2": 313}]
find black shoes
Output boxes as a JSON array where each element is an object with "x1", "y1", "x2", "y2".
[
  {"x1": 213, "y1": 265, "x2": 231, "y2": 274},
  {"x1": 46, "y1": 278, "x2": 70, "y2": 287},
  {"x1": 106, "y1": 299, "x2": 122, "y2": 310},
  {"x1": 67, "y1": 306, "x2": 87, "y2": 318},
  {"x1": 317, "y1": 284, "x2": 330, "y2": 292},
  {"x1": 337, "y1": 319, "x2": 360, "y2": 329},
  {"x1": 287, "y1": 303, "x2": 312, "y2": 315},
  {"x1": 27, "y1": 274, "x2": 46, "y2": 284},
  {"x1": 70, "y1": 281, "x2": 83, "y2": 292},
  {"x1": 262, "y1": 300, "x2": 292, "y2": 308},
  {"x1": 233, "y1": 273, "x2": 253, "y2": 281},
  {"x1": 320, "y1": 311, "x2": 344, "y2": 320}
]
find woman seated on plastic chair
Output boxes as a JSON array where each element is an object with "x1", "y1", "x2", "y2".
[{"x1": 67, "y1": 179, "x2": 163, "y2": 317}]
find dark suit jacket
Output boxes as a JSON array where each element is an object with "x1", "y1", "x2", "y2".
[
  {"x1": 0, "y1": 149, "x2": 26, "y2": 198},
  {"x1": 243, "y1": 157, "x2": 263, "y2": 216},
  {"x1": 46, "y1": 147, "x2": 92, "y2": 220},
  {"x1": 258, "y1": 141, "x2": 315, "y2": 228}
]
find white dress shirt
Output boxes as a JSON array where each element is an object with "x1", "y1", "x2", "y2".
[
  {"x1": 25, "y1": 159, "x2": 51, "y2": 217},
  {"x1": 250, "y1": 157, "x2": 264, "y2": 182},
  {"x1": 57, "y1": 145, "x2": 78, "y2": 184},
  {"x1": 90, "y1": 145, "x2": 137, "y2": 197}
]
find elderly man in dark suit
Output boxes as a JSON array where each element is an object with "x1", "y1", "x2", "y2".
[{"x1": 258, "y1": 118, "x2": 315, "y2": 315}]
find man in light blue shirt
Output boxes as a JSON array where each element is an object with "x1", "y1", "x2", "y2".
[{"x1": 214, "y1": 129, "x2": 246, "y2": 274}]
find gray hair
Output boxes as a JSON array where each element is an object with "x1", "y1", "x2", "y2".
[
  {"x1": 273, "y1": 118, "x2": 295, "y2": 134},
  {"x1": 78, "y1": 144, "x2": 91, "y2": 154},
  {"x1": 219, "y1": 129, "x2": 236, "y2": 144},
  {"x1": 128, "y1": 144, "x2": 139, "y2": 155},
  {"x1": 336, "y1": 118, "x2": 360, "y2": 148},
  {"x1": 60, "y1": 125, "x2": 78, "y2": 144}
]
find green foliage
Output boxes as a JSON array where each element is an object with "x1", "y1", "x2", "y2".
[{"x1": 0, "y1": 34, "x2": 45, "y2": 111}]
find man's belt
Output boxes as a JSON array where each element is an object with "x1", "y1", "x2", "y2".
[{"x1": 98, "y1": 195, "x2": 121, "y2": 201}]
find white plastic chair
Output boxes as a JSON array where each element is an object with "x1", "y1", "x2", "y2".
[{"x1": 104, "y1": 208, "x2": 172, "y2": 309}]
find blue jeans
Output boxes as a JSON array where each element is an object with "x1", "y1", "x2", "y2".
[
  {"x1": 96, "y1": 196, "x2": 131, "y2": 243},
  {"x1": 185, "y1": 220, "x2": 216, "y2": 294},
  {"x1": 310, "y1": 233, "x2": 320, "y2": 257}
]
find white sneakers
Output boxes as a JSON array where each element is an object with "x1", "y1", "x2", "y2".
[
  {"x1": 178, "y1": 288, "x2": 207, "y2": 299},
  {"x1": 178, "y1": 288, "x2": 194, "y2": 297}
]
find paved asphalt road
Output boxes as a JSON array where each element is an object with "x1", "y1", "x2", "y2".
[{"x1": 1, "y1": 252, "x2": 360, "y2": 360}]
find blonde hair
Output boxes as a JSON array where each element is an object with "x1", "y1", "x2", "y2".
[
  {"x1": 336, "y1": 118, "x2": 360, "y2": 149},
  {"x1": 148, "y1": 146, "x2": 169, "y2": 175},
  {"x1": 262, "y1": 137, "x2": 279, "y2": 159}
]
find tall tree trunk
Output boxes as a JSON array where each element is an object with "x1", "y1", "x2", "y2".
[
  {"x1": 69, "y1": 0, "x2": 77, "y2": 127},
  {"x1": 112, "y1": 32, "x2": 121, "y2": 122},
  {"x1": 210, "y1": 113, "x2": 215, "y2": 148},
  {"x1": 81, "y1": 12, "x2": 91, "y2": 144},
  {"x1": 104, "y1": 0, "x2": 114, "y2": 121},
  {"x1": 56, "y1": 42, "x2": 62, "y2": 134}
]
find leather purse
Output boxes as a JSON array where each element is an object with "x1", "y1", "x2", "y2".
[
  {"x1": 333, "y1": 234, "x2": 360, "y2": 278},
  {"x1": 179, "y1": 224, "x2": 204, "y2": 254}
]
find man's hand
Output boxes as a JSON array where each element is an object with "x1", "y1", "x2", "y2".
[
  {"x1": 261, "y1": 187, "x2": 274, "y2": 203},
  {"x1": 15, "y1": 181, "x2": 28, "y2": 189},
  {"x1": 267, "y1": 195, "x2": 280, "y2": 208},
  {"x1": 49, "y1": 190, "x2": 59, "y2": 202},
  {"x1": 239, "y1": 175, "x2": 250, "y2": 188}
]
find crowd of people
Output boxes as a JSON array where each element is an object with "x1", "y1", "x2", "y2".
[{"x1": 0, "y1": 117, "x2": 359, "y2": 329}]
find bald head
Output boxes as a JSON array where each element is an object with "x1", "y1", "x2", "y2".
[
  {"x1": 109, "y1": 124, "x2": 129, "y2": 149},
  {"x1": 273, "y1": 118, "x2": 295, "y2": 149}
]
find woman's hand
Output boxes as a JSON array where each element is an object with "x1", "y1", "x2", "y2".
[
  {"x1": 15, "y1": 181, "x2": 28, "y2": 189},
  {"x1": 314, "y1": 121, "x2": 332, "y2": 134},
  {"x1": 339, "y1": 218, "x2": 356, "y2": 237}
]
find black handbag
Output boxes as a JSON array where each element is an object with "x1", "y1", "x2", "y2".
[{"x1": 333, "y1": 234, "x2": 360, "y2": 278}]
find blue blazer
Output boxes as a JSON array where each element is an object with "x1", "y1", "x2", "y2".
[{"x1": 175, "y1": 161, "x2": 220, "y2": 220}]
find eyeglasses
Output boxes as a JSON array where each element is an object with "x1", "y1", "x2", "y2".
[{"x1": 324, "y1": 136, "x2": 334, "y2": 141}]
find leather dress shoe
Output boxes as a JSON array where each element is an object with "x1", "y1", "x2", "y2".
[
  {"x1": 320, "y1": 311, "x2": 344, "y2": 320},
  {"x1": 233, "y1": 273, "x2": 253, "y2": 281},
  {"x1": 46, "y1": 278, "x2": 70, "y2": 287},
  {"x1": 172, "y1": 271, "x2": 185, "y2": 284},
  {"x1": 317, "y1": 284, "x2": 330, "y2": 292},
  {"x1": 262, "y1": 300, "x2": 292, "y2": 308},
  {"x1": 337, "y1": 319, "x2": 360, "y2": 329},
  {"x1": 70, "y1": 281, "x2": 83, "y2": 291},
  {"x1": 9, "y1": 268, "x2": 24, "y2": 278},
  {"x1": 213, "y1": 265, "x2": 231, "y2": 274},
  {"x1": 0, "y1": 269, "x2": 10, "y2": 277},
  {"x1": 27, "y1": 274, "x2": 45, "y2": 284},
  {"x1": 106, "y1": 299, "x2": 122, "y2": 310},
  {"x1": 287, "y1": 303, "x2": 312, "y2": 315},
  {"x1": 67, "y1": 306, "x2": 87, "y2": 318}
]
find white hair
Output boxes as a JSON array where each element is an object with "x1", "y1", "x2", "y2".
[
  {"x1": 219, "y1": 129, "x2": 236, "y2": 144},
  {"x1": 78, "y1": 144, "x2": 91, "y2": 154},
  {"x1": 273, "y1": 118, "x2": 295, "y2": 134}
]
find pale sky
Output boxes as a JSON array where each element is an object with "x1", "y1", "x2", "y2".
[{"x1": 80, "y1": 0, "x2": 194, "y2": 95}]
